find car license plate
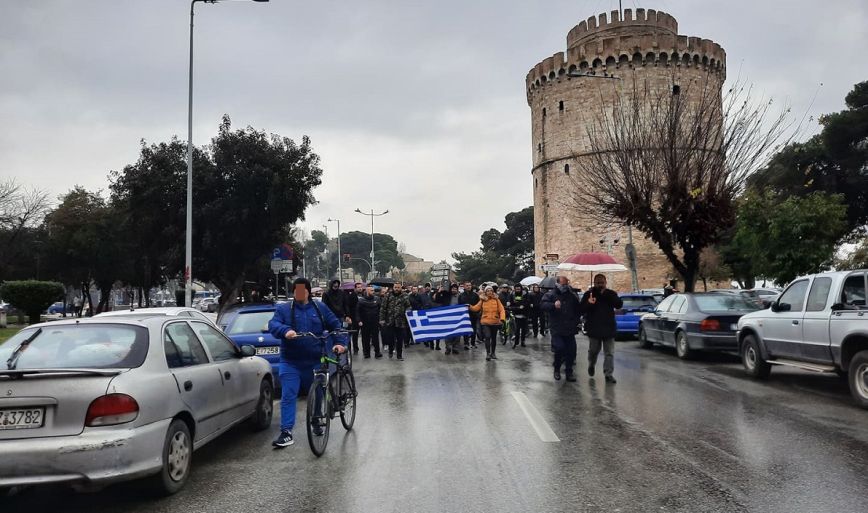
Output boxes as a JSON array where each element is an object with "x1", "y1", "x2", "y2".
[
  {"x1": 0, "y1": 408, "x2": 45, "y2": 430},
  {"x1": 256, "y1": 346, "x2": 280, "y2": 355}
]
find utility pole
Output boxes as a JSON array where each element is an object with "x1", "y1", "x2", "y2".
[
  {"x1": 328, "y1": 218, "x2": 341, "y2": 281},
  {"x1": 354, "y1": 208, "x2": 390, "y2": 277}
]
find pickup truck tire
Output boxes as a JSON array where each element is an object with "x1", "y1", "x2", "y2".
[
  {"x1": 638, "y1": 326, "x2": 653, "y2": 349},
  {"x1": 848, "y1": 350, "x2": 868, "y2": 409},
  {"x1": 675, "y1": 331, "x2": 693, "y2": 360},
  {"x1": 742, "y1": 334, "x2": 771, "y2": 379}
]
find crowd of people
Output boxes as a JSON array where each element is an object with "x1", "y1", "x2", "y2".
[{"x1": 267, "y1": 275, "x2": 623, "y2": 447}]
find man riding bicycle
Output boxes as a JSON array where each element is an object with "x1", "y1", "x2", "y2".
[{"x1": 268, "y1": 277, "x2": 347, "y2": 448}]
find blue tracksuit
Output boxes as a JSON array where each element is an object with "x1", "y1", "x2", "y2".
[{"x1": 268, "y1": 300, "x2": 344, "y2": 432}]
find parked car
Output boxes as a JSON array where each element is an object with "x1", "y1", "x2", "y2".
[
  {"x1": 46, "y1": 302, "x2": 66, "y2": 315},
  {"x1": 639, "y1": 288, "x2": 665, "y2": 303},
  {"x1": 639, "y1": 293, "x2": 761, "y2": 359},
  {"x1": 740, "y1": 288, "x2": 781, "y2": 308},
  {"x1": 96, "y1": 307, "x2": 217, "y2": 327},
  {"x1": 0, "y1": 316, "x2": 273, "y2": 495},
  {"x1": 218, "y1": 303, "x2": 283, "y2": 390},
  {"x1": 737, "y1": 270, "x2": 868, "y2": 408},
  {"x1": 615, "y1": 294, "x2": 658, "y2": 338},
  {"x1": 199, "y1": 297, "x2": 219, "y2": 313}
]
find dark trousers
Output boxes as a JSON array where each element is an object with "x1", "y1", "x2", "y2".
[
  {"x1": 464, "y1": 316, "x2": 479, "y2": 345},
  {"x1": 350, "y1": 320, "x2": 360, "y2": 352},
  {"x1": 530, "y1": 314, "x2": 546, "y2": 336},
  {"x1": 552, "y1": 334, "x2": 577, "y2": 374},
  {"x1": 515, "y1": 317, "x2": 528, "y2": 343},
  {"x1": 383, "y1": 326, "x2": 405, "y2": 358},
  {"x1": 361, "y1": 324, "x2": 381, "y2": 357},
  {"x1": 481, "y1": 325, "x2": 499, "y2": 356}
]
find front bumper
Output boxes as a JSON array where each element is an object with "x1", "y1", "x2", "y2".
[{"x1": 0, "y1": 418, "x2": 171, "y2": 487}]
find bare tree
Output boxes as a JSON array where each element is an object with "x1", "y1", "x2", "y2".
[
  {"x1": 568, "y1": 72, "x2": 798, "y2": 291},
  {"x1": 0, "y1": 179, "x2": 51, "y2": 279}
]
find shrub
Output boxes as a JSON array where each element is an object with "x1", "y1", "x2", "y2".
[{"x1": 0, "y1": 281, "x2": 65, "y2": 325}]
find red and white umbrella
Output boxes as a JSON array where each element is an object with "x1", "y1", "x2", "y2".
[{"x1": 556, "y1": 252, "x2": 628, "y2": 272}]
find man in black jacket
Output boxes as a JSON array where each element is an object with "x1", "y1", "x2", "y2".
[
  {"x1": 344, "y1": 282, "x2": 362, "y2": 355},
  {"x1": 581, "y1": 274, "x2": 623, "y2": 384},
  {"x1": 323, "y1": 280, "x2": 350, "y2": 325},
  {"x1": 527, "y1": 284, "x2": 546, "y2": 337},
  {"x1": 458, "y1": 281, "x2": 480, "y2": 349},
  {"x1": 356, "y1": 285, "x2": 382, "y2": 359},
  {"x1": 540, "y1": 276, "x2": 582, "y2": 381}
]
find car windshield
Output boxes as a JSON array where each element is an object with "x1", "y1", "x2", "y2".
[
  {"x1": 0, "y1": 324, "x2": 149, "y2": 369},
  {"x1": 227, "y1": 311, "x2": 275, "y2": 335},
  {"x1": 695, "y1": 295, "x2": 760, "y2": 312},
  {"x1": 621, "y1": 297, "x2": 656, "y2": 309}
]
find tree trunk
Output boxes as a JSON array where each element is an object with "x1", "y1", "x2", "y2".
[
  {"x1": 217, "y1": 275, "x2": 245, "y2": 315},
  {"x1": 28, "y1": 310, "x2": 41, "y2": 325},
  {"x1": 702, "y1": 278, "x2": 708, "y2": 291},
  {"x1": 83, "y1": 282, "x2": 94, "y2": 317}
]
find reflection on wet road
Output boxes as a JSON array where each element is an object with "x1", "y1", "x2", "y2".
[{"x1": 4, "y1": 335, "x2": 868, "y2": 512}]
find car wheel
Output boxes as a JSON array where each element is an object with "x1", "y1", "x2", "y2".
[
  {"x1": 149, "y1": 419, "x2": 192, "y2": 496},
  {"x1": 250, "y1": 379, "x2": 274, "y2": 431},
  {"x1": 741, "y1": 334, "x2": 771, "y2": 379},
  {"x1": 848, "y1": 350, "x2": 868, "y2": 409},
  {"x1": 638, "y1": 326, "x2": 653, "y2": 349},
  {"x1": 675, "y1": 331, "x2": 693, "y2": 360}
]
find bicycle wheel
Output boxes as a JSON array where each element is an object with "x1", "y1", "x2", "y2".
[
  {"x1": 306, "y1": 379, "x2": 330, "y2": 457},
  {"x1": 338, "y1": 369, "x2": 357, "y2": 430}
]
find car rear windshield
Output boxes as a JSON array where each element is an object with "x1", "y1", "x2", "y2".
[
  {"x1": 695, "y1": 295, "x2": 760, "y2": 312},
  {"x1": 621, "y1": 297, "x2": 656, "y2": 309},
  {"x1": 227, "y1": 311, "x2": 275, "y2": 335},
  {"x1": 0, "y1": 324, "x2": 149, "y2": 370}
]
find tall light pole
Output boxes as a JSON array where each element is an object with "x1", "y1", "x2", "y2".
[
  {"x1": 185, "y1": 0, "x2": 268, "y2": 307},
  {"x1": 327, "y1": 218, "x2": 341, "y2": 281},
  {"x1": 354, "y1": 208, "x2": 389, "y2": 277}
]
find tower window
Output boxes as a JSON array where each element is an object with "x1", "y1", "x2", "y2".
[
  {"x1": 542, "y1": 107, "x2": 547, "y2": 117},
  {"x1": 672, "y1": 85, "x2": 681, "y2": 95},
  {"x1": 538, "y1": 143, "x2": 542, "y2": 153},
  {"x1": 559, "y1": 100, "x2": 564, "y2": 111},
  {"x1": 534, "y1": 178, "x2": 538, "y2": 188},
  {"x1": 564, "y1": 164, "x2": 570, "y2": 175}
]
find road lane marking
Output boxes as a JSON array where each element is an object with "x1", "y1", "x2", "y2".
[{"x1": 510, "y1": 391, "x2": 560, "y2": 443}]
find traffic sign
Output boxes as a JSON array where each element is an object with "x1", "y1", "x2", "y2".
[
  {"x1": 430, "y1": 270, "x2": 449, "y2": 278},
  {"x1": 431, "y1": 263, "x2": 451, "y2": 271},
  {"x1": 271, "y1": 259, "x2": 293, "y2": 274},
  {"x1": 545, "y1": 253, "x2": 559, "y2": 260},
  {"x1": 540, "y1": 264, "x2": 559, "y2": 271}
]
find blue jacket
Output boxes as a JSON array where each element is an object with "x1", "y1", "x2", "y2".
[{"x1": 268, "y1": 300, "x2": 345, "y2": 363}]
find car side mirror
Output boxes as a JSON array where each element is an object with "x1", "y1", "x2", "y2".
[
  {"x1": 770, "y1": 302, "x2": 779, "y2": 312},
  {"x1": 240, "y1": 345, "x2": 256, "y2": 357},
  {"x1": 774, "y1": 302, "x2": 791, "y2": 312}
]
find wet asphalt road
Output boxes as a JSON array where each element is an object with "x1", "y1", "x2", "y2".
[{"x1": 4, "y1": 334, "x2": 868, "y2": 513}]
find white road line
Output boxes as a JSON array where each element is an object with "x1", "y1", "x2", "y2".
[{"x1": 510, "y1": 391, "x2": 560, "y2": 443}]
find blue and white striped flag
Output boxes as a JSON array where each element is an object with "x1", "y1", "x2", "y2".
[{"x1": 406, "y1": 305, "x2": 473, "y2": 343}]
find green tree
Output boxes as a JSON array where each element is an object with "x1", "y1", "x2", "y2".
[
  {"x1": 0, "y1": 280, "x2": 64, "y2": 324},
  {"x1": 453, "y1": 207, "x2": 534, "y2": 283},
  {"x1": 835, "y1": 237, "x2": 868, "y2": 270},
  {"x1": 733, "y1": 190, "x2": 848, "y2": 285},
  {"x1": 193, "y1": 116, "x2": 322, "y2": 310},
  {"x1": 337, "y1": 231, "x2": 404, "y2": 280}
]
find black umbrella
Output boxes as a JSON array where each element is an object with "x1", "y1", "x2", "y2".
[
  {"x1": 368, "y1": 277, "x2": 396, "y2": 288},
  {"x1": 539, "y1": 276, "x2": 558, "y2": 289}
]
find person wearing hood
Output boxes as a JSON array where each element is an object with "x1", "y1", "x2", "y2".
[
  {"x1": 323, "y1": 279, "x2": 351, "y2": 327},
  {"x1": 540, "y1": 276, "x2": 582, "y2": 382}
]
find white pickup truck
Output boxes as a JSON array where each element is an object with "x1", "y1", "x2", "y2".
[{"x1": 737, "y1": 270, "x2": 868, "y2": 408}]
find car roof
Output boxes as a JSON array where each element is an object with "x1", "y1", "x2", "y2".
[
  {"x1": 25, "y1": 315, "x2": 178, "y2": 330},
  {"x1": 96, "y1": 307, "x2": 202, "y2": 317},
  {"x1": 620, "y1": 293, "x2": 655, "y2": 299}
]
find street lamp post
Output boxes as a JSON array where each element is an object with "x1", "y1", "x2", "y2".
[
  {"x1": 327, "y1": 218, "x2": 341, "y2": 281},
  {"x1": 185, "y1": 0, "x2": 268, "y2": 308},
  {"x1": 354, "y1": 208, "x2": 389, "y2": 277}
]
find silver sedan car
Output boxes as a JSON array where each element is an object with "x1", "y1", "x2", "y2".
[{"x1": 0, "y1": 315, "x2": 274, "y2": 495}]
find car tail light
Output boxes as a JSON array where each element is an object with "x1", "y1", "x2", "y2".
[
  {"x1": 700, "y1": 319, "x2": 721, "y2": 331},
  {"x1": 86, "y1": 394, "x2": 139, "y2": 427}
]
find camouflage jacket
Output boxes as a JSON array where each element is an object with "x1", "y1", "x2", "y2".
[{"x1": 379, "y1": 291, "x2": 411, "y2": 327}]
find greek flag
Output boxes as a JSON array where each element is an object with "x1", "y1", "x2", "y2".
[{"x1": 406, "y1": 305, "x2": 473, "y2": 343}]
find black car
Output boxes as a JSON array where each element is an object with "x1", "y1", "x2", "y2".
[{"x1": 638, "y1": 293, "x2": 761, "y2": 359}]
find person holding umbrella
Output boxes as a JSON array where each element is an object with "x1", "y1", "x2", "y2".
[
  {"x1": 540, "y1": 276, "x2": 582, "y2": 381},
  {"x1": 581, "y1": 273, "x2": 623, "y2": 384}
]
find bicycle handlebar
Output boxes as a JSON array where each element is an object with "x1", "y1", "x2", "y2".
[{"x1": 290, "y1": 329, "x2": 356, "y2": 339}]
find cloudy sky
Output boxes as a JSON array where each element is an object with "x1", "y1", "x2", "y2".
[{"x1": 2, "y1": 0, "x2": 866, "y2": 263}]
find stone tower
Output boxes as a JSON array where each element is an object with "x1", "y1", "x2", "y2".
[{"x1": 526, "y1": 8, "x2": 726, "y2": 290}]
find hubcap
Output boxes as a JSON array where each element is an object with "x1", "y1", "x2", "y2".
[
  {"x1": 678, "y1": 335, "x2": 686, "y2": 354},
  {"x1": 262, "y1": 388, "x2": 273, "y2": 417},
  {"x1": 746, "y1": 346, "x2": 757, "y2": 369},
  {"x1": 856, "y1": 363, "x2": 868, "y2": 399},
  {"x1": 167, "y1": 430, "x2": 190, "y2": 482}
]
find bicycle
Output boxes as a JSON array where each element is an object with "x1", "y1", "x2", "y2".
[
  {"x1": 500, "y1": 316, "x2": 515, "y2": 344},
  {"x1": 295, "y1": 330, "x2": 357, "y2": 457}
]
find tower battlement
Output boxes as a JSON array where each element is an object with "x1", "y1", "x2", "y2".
[
  {"x1": 567, "y1": 8, "x2": 678, "y2": 49},
  {"x1": 525, "y1": 10, "x2": 726, "y2": 102}
]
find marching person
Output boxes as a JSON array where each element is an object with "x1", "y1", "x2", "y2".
[
  {"x1": 431, "y1": 284, "x2": 452, "y2": 351},
  {"x1": 469, "y1": 285, "x2": 506, "y2": 361},
  {"x1": 509, "y1": 284, "x2": 529, "y2": 348},
  {"x1": 442, "y1": 283, "x2": 463, "y2": 355},
  {"x1": 356, "y1": 285, "x2": 383, "y2": 359},
  {"x1": 268, "y1": 277, "x2": 346, "y2": 448},
  {"x1": 498, "y1": 285, "x2": 514, "y2": 344},
  {"x1": 323, "y1": 279, "x2": 351, "y2": 327},
  {"x1": 345, "y1": 282, "x2": 363, "y2": 355},
  {"x1": 582, "y1": 273, "x2": 623, "y2": 384},
  {"x1": 527, "y1": 284, "x2": 546, "y2": 338},
  {"x1": 540, "y1": 276, "x2": 582, "y2": 382},
  {"x1": 379, "y1": 283, "x2": 411, "y2": 360},
  {"x1": 458, "y1": 281, "x2": 480, "y2": 350},
  {"x1": 418, "y1": 283, "x2": 435, "y2": 349}
]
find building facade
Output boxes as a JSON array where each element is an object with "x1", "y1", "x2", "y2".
[{"x1": 526, "y1": 8, "x2": 726, "y2": 290}]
